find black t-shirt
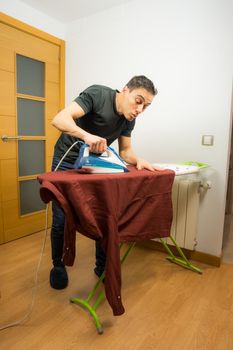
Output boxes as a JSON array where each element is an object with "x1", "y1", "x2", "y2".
[{"x1": 53, "y1": 85, "x2": 136, "y2": 164}]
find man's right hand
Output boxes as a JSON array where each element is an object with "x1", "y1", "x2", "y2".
[{"x1": 83, "y1": 134, "x2": 107, "y2": 154}]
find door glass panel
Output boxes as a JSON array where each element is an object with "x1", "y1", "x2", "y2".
[
  {"x1": 16, "y1": 54, "x2": 45, "y2": 97},
  {"x1": 20, "y1": 180, "x2": 46, "y2": 215},
  {"x1": 17, "y1": 98, "x2": 45, "y2": 136},
  {"x1": 18, "y1": 140, "x2": 45, "y2": 176}
]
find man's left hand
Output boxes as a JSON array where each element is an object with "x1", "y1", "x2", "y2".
[{"x1": 136, "y1": 158, "x2": 165, "y2": 172}]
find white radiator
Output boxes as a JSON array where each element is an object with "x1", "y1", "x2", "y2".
[{"x1": 165, "y1": 179, "x2": 201, "y2": 250}]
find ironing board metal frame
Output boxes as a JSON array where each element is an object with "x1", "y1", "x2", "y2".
[
  {"x1": 70, "y1": 242, "x2": 136, "y2": 334},
  {"x1": 160, "y1": 236, "x2": 202, "y2": 274},
  {"x1": 70, "y1": 236, "x2": 201, "y2": 334}
]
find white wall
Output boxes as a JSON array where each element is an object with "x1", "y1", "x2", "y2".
[
  {"x1": 0, "y1": 0, "x2": 65, "y2": 39},
  {"x1": 66, "y1": 0, "x2": 233, "y2": 257}
]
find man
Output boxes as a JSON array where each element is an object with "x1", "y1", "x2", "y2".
[{"x1": 50, "y1": 75, "x2": 159, "y2": 289}]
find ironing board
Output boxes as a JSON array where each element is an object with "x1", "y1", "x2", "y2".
[{"x1": 38, "y1": 165, "x2": 201, "y2": 334}]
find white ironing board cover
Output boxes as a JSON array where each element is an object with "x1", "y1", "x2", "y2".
[{"x1": 152, "y1": 164, "x2": 199, "y2": 176}]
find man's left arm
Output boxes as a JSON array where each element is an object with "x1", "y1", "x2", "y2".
[{"x1": 118, "y1": 136, "x2": 161, "y2": 172}]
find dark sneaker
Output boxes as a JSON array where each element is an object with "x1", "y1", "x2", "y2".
[{"x1": 50, "y1": 266, "x2": 68, "y2": 289}]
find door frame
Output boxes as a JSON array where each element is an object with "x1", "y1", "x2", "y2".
[{"x1": 225, "y1": 83, "x2": 233, "y2": 214}]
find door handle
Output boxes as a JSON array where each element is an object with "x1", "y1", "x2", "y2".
[{"x1": 1, "y1": 135, "x2": 22, "y2": 142}]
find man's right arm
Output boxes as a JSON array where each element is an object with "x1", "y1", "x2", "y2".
[{"x1": 52, "y1": 101, "x2": 107, "y2": 153}]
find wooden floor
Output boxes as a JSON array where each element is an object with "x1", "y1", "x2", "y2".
[{"x1": 1, "y1": 231, "x2": 233, "y2": 350}]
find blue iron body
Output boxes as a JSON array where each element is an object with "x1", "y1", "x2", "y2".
[{"x1": 74, "y1": 144, "x2": 129, "y2": 173}]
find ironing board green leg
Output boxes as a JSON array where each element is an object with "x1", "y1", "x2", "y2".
[
  {"x1": 120, "y1": 241, "x2": 136, "y2": 263},
  {"x1": 70, "y1": 297, "x2": 103, "y2": 333},
  {"x1": 159, "y1": 236, "x2": 202, "y2": 274},
  {"x1": 70, "y1": 242, "x2": 136, "y2": 334}
]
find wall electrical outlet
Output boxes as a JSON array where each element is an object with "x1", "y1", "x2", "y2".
[{"x1": 202, "y1": 135, "x2": 214, "y2": 146}]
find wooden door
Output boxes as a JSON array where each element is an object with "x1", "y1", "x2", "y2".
[{"x1": 0, "y1": 13, "x2": 64, "y2": 243}]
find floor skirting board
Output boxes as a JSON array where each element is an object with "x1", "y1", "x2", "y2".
[{"x1": 137, "y1": 240, "x2": 221, "y2": 267}]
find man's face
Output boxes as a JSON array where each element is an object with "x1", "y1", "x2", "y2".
[{"x1": 121, "y1": 87, "x2": 154, "y2": 121}]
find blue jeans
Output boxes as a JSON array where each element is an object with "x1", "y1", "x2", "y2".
[{"x1": 51, "y1": 157, "x2": 106, "y2": 271}]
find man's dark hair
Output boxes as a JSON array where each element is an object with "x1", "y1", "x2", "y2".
[{"x1": 126, "y1": 75, "x2": 158, "y2": 96}]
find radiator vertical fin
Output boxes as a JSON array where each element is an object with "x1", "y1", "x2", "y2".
[{"x1": 157, "y1": 179, "x2": 200, "y2": 250}]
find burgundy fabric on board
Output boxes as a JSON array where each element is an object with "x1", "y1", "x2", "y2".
[{"x1": 38, "y1": 166, "x2": 175, "y2": 316}]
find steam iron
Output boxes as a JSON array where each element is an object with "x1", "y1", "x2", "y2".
[{"x1": 74, "y1": 144, "x2": 129, "y2": 173}]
